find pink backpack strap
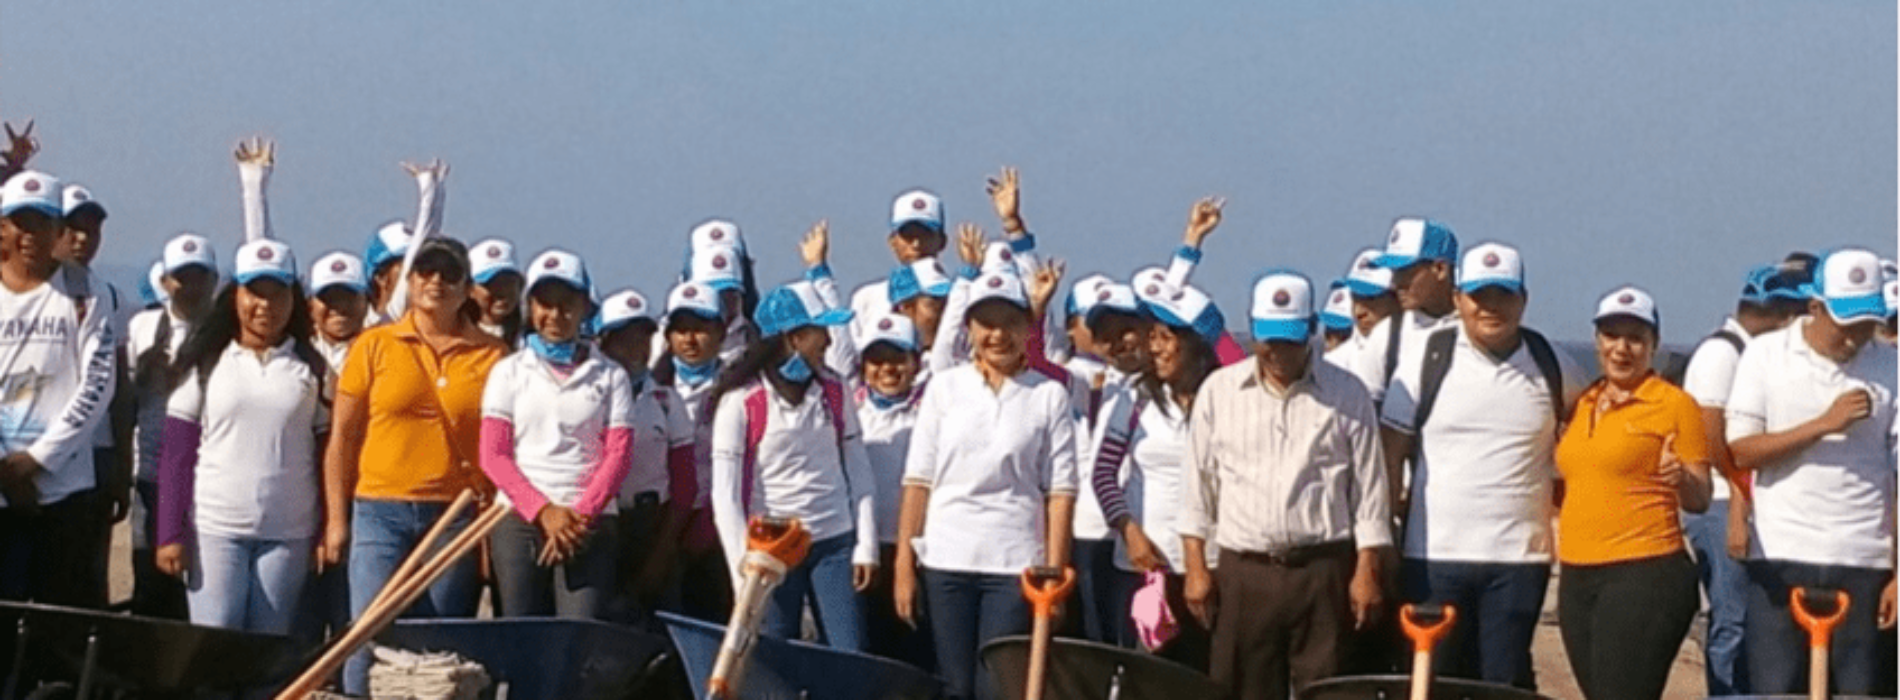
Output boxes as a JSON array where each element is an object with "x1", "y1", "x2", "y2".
[
  {"x1": 740, "y1": 383, "x2": 769, "y2": 516},
  {"x1": 819, "y1": 377, "x2": 847, "y2": 451}
]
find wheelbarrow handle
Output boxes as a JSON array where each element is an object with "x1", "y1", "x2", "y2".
[{"x1": 1020, "y1": 566, "x2": 1077, "y2": 616}]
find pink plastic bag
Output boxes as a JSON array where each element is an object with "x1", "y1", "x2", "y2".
[{"x1": 1130, "y1": 570, "x2": 1178, "y2": 652}]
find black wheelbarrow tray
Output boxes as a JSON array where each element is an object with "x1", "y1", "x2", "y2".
[
  {"x1": 374, "y1": 617, "x2": 673, "y2": 700},
  {"x1": 979, "y1": 636, "x2": 1220, "y2": 700},
  {"x1": 0, "y1": 601, "x2": 308, "y2": 698},
  {"x1": 1299, "y1": 675, "x2": 1551, "y2": 700},
  {"x1": 658, "y1": 611, "x2": 941, "y2": 699}
]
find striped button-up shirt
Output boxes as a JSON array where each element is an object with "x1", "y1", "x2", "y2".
[{"x1": 1183, "y1": 353, "x2": 1391, "y2": 554}]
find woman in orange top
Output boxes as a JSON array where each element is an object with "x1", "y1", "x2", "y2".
[
  {"x1": 317, "y1": 237, "x2": 508, "y2": 695},
  {"x1": 1555, "y1": 286, "x2": 1713, "y2": 700}
]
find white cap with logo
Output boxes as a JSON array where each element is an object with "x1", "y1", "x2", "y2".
[
  {"x1": 162, "y1": 233, "x2": 217, "y2": 274},
  {"x1": 1250, "y1": 270, "x2": 1315, "y2": 343},
  {"x1": 1803, "y1": 247, "x2": 1888, "y2": 324},
  {"x1": 61, "y1": 183, "x2": 105, "y2": 218},
  {"x1": 691, "y1": 219, "x2": 745, "y2": 254},
  {"x1": 234, "y1": 239, "x2": 297, "y2": 286},
  {"x1": 468, "y1": 238, "x2": 520, "y2": 285},
  {"x1": 309, "y1": 251, "x2": 368, "y2": 295},
  {"x1": 525, "y1": 249, "x2": 589, "y2": 294},
  {"x1": 856, "y1": 312, "x2": 919, "y2": 353},
  {"x1": 1457, "y1": 242, "x2": 1525, "y2": 294},
  {"x1": 1345, "y1": 248, "x2": 1392, "y2": 297},
  {"x1": 689, "y1": 247, "x2": 744, "y2": 292},
  {"x1": 0, "y1": 170, "x2": 62, "y2": 217},
  {"x1": 1593, "y1": 285, "x2": 1660, "y2": 330},
  {"x1": 890, "y1": 190, "x2": 944, "y2": 234},
  {"x1": 597, "y1": 288, "x2": 657, "y2": 333},
  {"x1": 967, "y1": 270, "x2": 1029, "y2": 311},
  {"x1": 666, "y1": 280, "x2": 723, "y2": 321}
]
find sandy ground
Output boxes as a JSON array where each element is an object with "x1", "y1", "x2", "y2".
[{"x1": 108, "y1": 521, "x2": 1710, "y2": 699}]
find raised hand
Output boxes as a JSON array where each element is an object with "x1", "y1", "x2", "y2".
[
  {"x1": 986, "y1": 167, "x2": 1025, "y2": 234},
  {"x1": 234, "y1": 136, "x2": 274, "y2": 169},
  {"x1": 401, "y1": 158, "x2": 450, "y2": 183},
  {"x1": 1656, "y1": 433, "x2": 1683, "y2": 487},
  {"x1": 956, "y1": 223, "x2": 986, "y2": 267},
  {"x1": 800, "y1": 220, "x2": 830, "y2": 269},
  {"x1": 1184, "y1": 196, "x2": 1225, "y2": 248},
  {"x1": 1027, "y1": 258, "x2": 1066, "y2": 322},
  {"x1": 1, "y1": 120, "x2": 36, "y2": 173}
]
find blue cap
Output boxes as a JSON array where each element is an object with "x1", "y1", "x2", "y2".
[
  {"x1": 1802, "y1": 248, "x2": 1887, "y2": 324},
  {"x1": 755, "y1": 281, "x2": 854, "y2": 337},
  {"x1": 1373, "y1": 217, "x2": 1459, "y2": 271},
  {"x1": 887, "y1": 260, "x2": 953, "y2": 306},
  {"x1": 1320, "y1": 281, "x2": 1355, "y2": 332},
  {"x1": 1141, "y1": 283, "x2": 1226, "y2": 347},
  {"x1": 364, "y1": 220, "x2": 411, "y2": 270},
  {"x1": 1740, "y1": 263, "x2": 1810, "y2": 305}
]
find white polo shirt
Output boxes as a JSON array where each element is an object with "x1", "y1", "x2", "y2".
[
  {"x1": 619, "y1": 378, "x2": 694, "y2": 505},
  {"x1": 673, "y1": 372, "x2": 718, "y2": 510},
  {"x1": 1381, "y1": 325, "x2": 1585, "y2": 563},
  {"x1": 481, "y1": 348, "x2": 635, "y2": 515},
  {"x1": 858, "y1": 386, "x2": 925, "y2": 544},
  {"x1": 0, "y1": 271, "x2": 116, "y2": 506},
  {"x1": 710, "y1": 378, "x2": 878, "y2": 582},
  {"x1": 1680, "y1": 316, "x2": 1754, "y2": 501},
  {"x1": 167, "y1": 341, "x2": 326, "y2": 540},
  {"x1": 1062, "y1": 355, "x2": 1118, "y2": 541},
  {"x1": 1093, "y1": 384, "x2": 1218, "y2": 574},
  {"x1": 1726, "y1": 319, "x2": 1896, "y2": 570},
  {"x1": 903, "y1": 364, "x2": 1080, "y2": 575},
  {"x1": 127, "y1": 307, "x2": 193, "y2": 482}
]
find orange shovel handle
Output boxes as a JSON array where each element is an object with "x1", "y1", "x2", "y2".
[
  {"x1": 1790, "y1": 587, "x2": 1850, "y2": 647},
  {"x1": 1021, "y1": 567, "x2": 1077, "y2": 617},
  {"x1": 1399, "y1": 603, "x2": 1458, "y2": 653},
  {"x1": 747, "y1": 516, "x2": 812, "y2": 568}
]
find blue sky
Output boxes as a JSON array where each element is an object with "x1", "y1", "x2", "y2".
[{"x1": 2, "y1": 1, "x2": 1892, "y2": 343}]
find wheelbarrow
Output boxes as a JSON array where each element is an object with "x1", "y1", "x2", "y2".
[
  {"x1": 374, "y1": 618, "x2": 675, "y2": 700},
  {"x1": 979, "y1": 636, "x2": 1221, "y2": 699},
  {"x1": 1709, "y1": 586, "x2": 1880, "y2": 700},
  {"x1": 659, "y1": 611, "x2": 941, "y2": 700},
  {"x1": 0, "y1": 601, "x2": 310, "y2": 699},
  {"x1": 1299, "y1": 603, "x2": 1550, "y2": 700}
]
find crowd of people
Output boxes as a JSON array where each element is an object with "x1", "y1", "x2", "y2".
[{"x1": 0, "y1": 128, "x2": 1892, "y2": 700}]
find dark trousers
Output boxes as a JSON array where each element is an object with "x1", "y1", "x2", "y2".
[
  {"x1": 1153, "y1": 571, "x2": 1211, "y2": 673},
  {"x1": 865, "y1": 543, "x2": 936, "y2": 671},
  {"x1": 1558, "y1": 552, "x2": 1698, "y2": 700},
  {"x1": 128, "y1": 479, "x2": 187, "y2": 618},
  {"x1": 0, "y1": 493, "x2": 98, "y2": 607},
  {"x1": 1743, "y1": 559, "x2": 1892, "y2": 696},
  {"x1": 1069, "y1": 538, "x2": 1138, "y2": 645},
  {"x1": 610, "y1": 495, "x2": 662, "y2": 623},
  {"x1": 1400, "y1": 558, "x2": 1548, "y2": 690},
  {"x1": 489, "y1": 513, "x2": 619, "y2": 620},
  {"x1": 1209, "y1": 547, "x2": 1353, "y2": 700},
  {"x1": 922, "y1": 568, "x2": 1030, "y2": 700},
  {"x1": 666, "y1": 509, "x2": 733, "y2": 624}
]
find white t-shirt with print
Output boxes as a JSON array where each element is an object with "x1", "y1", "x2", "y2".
[{"x1": 0, "y1": 270, "x2": 116, "y2": 506}]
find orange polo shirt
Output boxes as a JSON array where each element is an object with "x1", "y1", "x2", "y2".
[
  {"x1": 338, "y1": 314, "x2": 506, "y2": 501},
  {"x1": 1555, "y1": 373, "x2": 1710, "y2": 565}
]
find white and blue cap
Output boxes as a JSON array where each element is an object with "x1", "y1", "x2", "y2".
[
  {"x1": 1065, "y1": 274, "x2": 1114, "y2": 319},
  {"x1": 1344, "y1": 248, "x2": 1392, "y2": 297},
  {"x1": 666, "y1": 280, "x2": 723, "y2": 321},
  {"x1": 1321, "y1": 281, "x2": 1355, "y2": 332},
  {"x1": 689, "y1": 246, "x2": 744, "y2": 292},
  {"x1": 468, "y1": 238, "x2": 520, "y2": 285},
  {"x1": 525, "y1": 248, "x2": 591, "y2": 296},
  {"x1": 1130, "y1": 267, "x2": 1169, "y2": 304},
  {"x1": 140, "y1": 260, "x2": 168, "y2": 307},
  {"x1": 691, "y1": 219, "x2": 745, "y2": 254},
  {"x1": 967, "y1": 270, "x2": 1030, "y2": 311},
  {"x1": 1250, "y1": 270, "x2": 1316, "y2": 344},
  {"x1": 856, "y1": 312, "x2": 919, "y2": 353},
  {"x1": 1802, "y1": 247, "x2": 1887, "y2": 324},
  {"x1": 1739, "y1": 263, "x2": 1807, "y2": 305},
  {"x1": 755, "y1": 280, "x2": 854, "y2": 337},
  {"x1": 309, "y1": 251, "x2": 368, "y2": 295},
  {"x1": 596, "y1": 289, "x2": 658, "y2": 334},
  {"x1": 1373, "y1": 217, "x2": 1459, "y2": 271},
  {"x1": 1884, "y1": 280, "x2": 1898, "y2": 322},
  {"x1": 364, "y1": 220, "x2": 412, "y2": 271},
  {"x1": 61, "y1": 183, "x2": 105, "y2": 219},
  {"x1": 162, "y1": 233, "x2": 217, "y2": 275},
  {"x1": 1594, "y1": 286, "x2": 1661, "y2": 331},
  {"x1": 1084, "y1": 282, "x2": 1142, "y2": 330},
  {"x1": 981, "y1": 241, "x2": 1020, "y2": 275},
  {"x1": 0, "y1": 170, "x2": 62, "y2": 217},
  {"x1": 1141, "y1": 282, "x2": 1226, "y2": 346},
  {"x1": 233, "y1": 239, "x2": 297, "y2": 286},
  {"x1": 1456, "y1": 242, "x2": 1525, "y2": 295},
  {"x1": 888, "y1": 258, "x2": 954, "y2": 306},
  {"x1": 890, "y1": 189, "x2": 944, "y2": 234}
]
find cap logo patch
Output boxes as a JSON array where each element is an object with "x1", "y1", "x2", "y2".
[
  {"x1": 626, "y1": 296, "x2": 642, "y2": 309},
  {"x1": 543, "y1": 257, "x2": 560, "y2": 270},
  {"x1": 1484, "y1": 252, "x2": 1500, "y2": 268},
  {"x1": 1358, "y1": 257, "x2": 1373, "y2": 270},
  {"x1": 710, "y1": 228, "x2": 725, "y2": 241},
  {"x1": 711, "y1": 255, "x2": 728, "y2": 270},
  {"x1": 1850, "y1": 268, "x2": 1868, "y2": 285},
  {"x1": 1273, "y1": 290, "x2": 1291, "y2": 307},
  {"x1": 987, "y1": 277, "x2": 1004, "y2": 289},
  {"x1": 1172, "y1": 289, "x2": 1185, "y2": 301},
  {"x1": 22, "y1": 179, "x2": 40, "y2": 193},
  {"x1": 257, "y1": 246, "x2": 275, "y2": 261},
  {"x1": 72, "y1": 191, "x2": 87, "y2": 202},
  {"x1": 683, "y1": 286, "x2": 699, "y2": 299},
  {"x1": 1145, "y1": 285, "x2": 1159, "y2": 297},
  {"x1": 1334, "y1": 291, "x2": 1347, "y2": 304},
  {"x1": 1097, "y1": 290, "x2": 1112, "y2": 302},
  {"x1": 1389, "y1": 229, "x2": 1401, "y2": 244},
  {"x1": 330, "y1": 261, "x2": 347, "y2": 273},
  {"x1": 487, "y1": 246, "x2": 502, "y2": 259},
  {"x1": 1618, "y1": 293, "x2": 1635, "y2": 305},
  {"x1": 878, "y1": 318, "x2": 894, "y2": 331},
  {"x1": 182, "y1": 241, "x2": 198, "y2": 253},
  {"x1": 911, "y1": 198, "x2": 927, "y2": 211},
  {"x1": 999, "y1": 250, "x2": 1012, "y2": 262}
]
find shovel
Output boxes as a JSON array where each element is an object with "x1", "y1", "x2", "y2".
[
  {"x1": 1020, "y1": 565, "x2": 1076, "y2": 700},
  {"x1": 1790, "y1": 586, "x2": 1849, "y2": 700},
  {"x1": 1399, "y1": 603, "x2": 1457, "y2": 700}
]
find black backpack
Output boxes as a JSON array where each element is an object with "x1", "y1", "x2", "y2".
[{"x1": 1411, "y1": 326, "x2": 1566, "y2": 436}]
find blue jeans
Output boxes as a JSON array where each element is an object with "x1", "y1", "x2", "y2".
[
  {"x1": 923, "y1": 569, "x2": 1031, "y2": 700},
  {"x1": 1071, "y1": 538, "x2": 1138, "y2": 646},
  {"x1": 489, "y1": 513, "x2": 618, "y2": 619},
  {"x1": 1743, "y1": 560, "x2": 1890, "y2": 696},
  {"x1": 343, "y1": 499, "x2": 481, "y2": 695},
  {"x1": 185, "y1": 533, "x2": 312, "y2": 636},
  {"x1": 763, "y1": 533, "x2": 866, "y2": 651},
  {"x1": 1401, "y1": 558, "x2": 1548, "y2": 690},
  {"x1": 1683, "y1": 499, "x2": 1748, "y2": 695}
]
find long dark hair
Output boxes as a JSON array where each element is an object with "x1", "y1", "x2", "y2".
[
  {"x1": 483, "y1": 271, "x2": 526, "y2": 346},
  {"x1": 171, "y1": 280, "x2": 323, "y2": 390},
  {"x1": 1136, "y1": 325, "x2": 1219, "y2": 418}
]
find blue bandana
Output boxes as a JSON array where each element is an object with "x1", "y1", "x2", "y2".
[
  {"x1": 527, "y1": 333, "x2": 579, "y2": 366},
  {"x1": 673, "y1": 356, "x2": 718, "y2": 386},
  {"x1": 866, "y1": 388, "x2": 911, "y2": 410},
  {"x1": 777, "y1": 353, "x2": 814, "y2": 383}
]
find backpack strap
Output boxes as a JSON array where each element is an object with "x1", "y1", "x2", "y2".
[
  {"x1": 1381, "y1": 313, "x2": 1405, "y2": 387},
  {"x1": 1519, "y1": 328, "x2": 1566, "y2": 431},
  {"x1": 819, "y1": 377, "x2": 847, "y2": 452},
  {"x1": 1411, "y1": 327, "x2": 1460, "y2": 435},
  {"x1": 1703, "y1": 329, "x2": 1745, "y2": 355},
  {"x1": 59, "y1": 262, "x2": 91, "y2": 328},
  {"x1": 740, "y1": 383, "x2": 769, "y2": 516}
]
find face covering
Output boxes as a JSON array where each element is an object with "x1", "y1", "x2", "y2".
[
  {"x1": 673, "y1": 355, "x2": 717, "y2": 386},
  {"x1": 777, "y1": 353, "x2": 814, "y2": 383},
  {"x1": 527, "y1": 333, "x2": 579, "y2": 366},
  {"x1": 867, "y1": 388, "x2": 910, "y2": 410}
]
